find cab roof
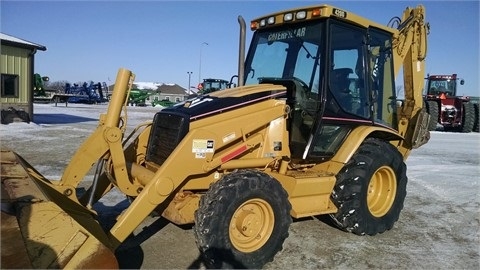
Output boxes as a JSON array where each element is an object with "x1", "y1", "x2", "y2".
[{"x1": 251, "y1": 4, "x2": 396, "y2": 34}]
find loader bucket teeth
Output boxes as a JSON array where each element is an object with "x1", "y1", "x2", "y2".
[{"x1": 1, "y1": 149, "x2": 118, "y2": 269}]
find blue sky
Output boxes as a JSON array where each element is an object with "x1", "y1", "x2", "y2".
[{"x1": 2, "y1": 1, "x2": 479, "y2": 96}]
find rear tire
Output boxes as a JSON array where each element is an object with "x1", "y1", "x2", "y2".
[
  {"x1": 426, "y1": 100, "x2": 439, "y2": 131},
  {"x1": 472, "y1": 103, "x2": 479, "y2": 132},
  {"x1": 330, "y1": 138, "x2": 407, "y2": 236},
  {"x1": 193, "y1": 170, "x2": 292, "y2": 269},
  {"x1": 460, "y1": 102, "x2": 475, "y2": 133}
]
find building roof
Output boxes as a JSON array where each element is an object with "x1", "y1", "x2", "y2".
[
  {"x1": 0, "y1": 32, "x2": 47, "y2": 51},
  {"x1": 156, "y1": 84, "x2": 187, "y2": 95}
]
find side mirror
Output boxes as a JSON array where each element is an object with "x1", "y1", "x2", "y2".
[
  {"x1": 42, "y1": 76, "x2": 49, "y2": 82},
  {"x1": 460, "y1": 79, "x2": 465, "y2": 85}
]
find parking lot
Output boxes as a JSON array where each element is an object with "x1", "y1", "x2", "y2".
[{"x1": 1, "y1": 103, "x2": 479, "y2": 269}]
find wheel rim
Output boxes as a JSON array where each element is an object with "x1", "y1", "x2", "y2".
[
  {"x1": 229, "y1": 198, "x2": 274, "y2": 252},
  {"x1": 367, "y1": 166, "x2": 397, "y2": 217}
]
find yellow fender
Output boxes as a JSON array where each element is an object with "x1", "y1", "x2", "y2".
[{"x1": 317, "y1": 125, "x2": 404, "y2": 174}]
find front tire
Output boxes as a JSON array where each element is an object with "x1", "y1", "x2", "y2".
[
  {"x1": 330, "y1": 138, "x2": 407, "y2": 236},
  {"x1": 193, "y1": 170, "x2": 292, "y2": 269}
]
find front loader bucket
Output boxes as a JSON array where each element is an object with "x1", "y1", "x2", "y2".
[{"x1": 1, "y1": 149, "x2": 118, "y2": 269}]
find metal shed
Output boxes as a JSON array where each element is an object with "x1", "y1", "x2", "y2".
[{"x1": 1, "y1": 32, "x2": 46, "y2": 124}]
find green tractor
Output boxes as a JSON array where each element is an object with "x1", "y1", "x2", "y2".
[
  {"x1": 33, "y1": 73, "x2": 54, "y2": 102},
  {"x1": 151, "y1": 98, "x2": 176, "y2": 108},
  {"x1": 128, "y1": 89, "x2": 155, "y2": 106},
  {"x1": 198, "y1": 78, "x2": 231, "y2": 95}
]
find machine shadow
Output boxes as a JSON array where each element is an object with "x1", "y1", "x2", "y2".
[
  {"x1": 187, "y1": 248, "x2": 247, "y2": 269},
  {"x1": 34, "y1": 113, "x2": 97, "y2": 124},
  {"x1": 114, "y1": 217, "x2": 171, "y2": 269},
  {"x1": 313, "y1": 214, "x2": 340, "y2": 229},
  {"x1": 291, "y1": 214, "x2": 339, "y2": 230}
]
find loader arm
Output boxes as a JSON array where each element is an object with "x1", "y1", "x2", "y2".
[
  {"x1": 1, "y1": 68, "x2": 135, "y2": 268},
  {"x1": 391, "y1": 5, "x2": 430, "y2": 156}
]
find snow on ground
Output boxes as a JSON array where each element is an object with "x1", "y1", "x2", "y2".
[
  {"x1": 1, "y1": 103, "x2": 161, "y2": 180},
  {"x1": 1, "y1": 103, "x2": 160, "y2": 139},
  {"x1": 1, "y1": 102, "x2": 479, "y2": 269}
]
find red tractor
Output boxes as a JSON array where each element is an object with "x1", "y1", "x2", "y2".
[{"x1": 424, "y1": 74, "x2": 478, "y2": 132}]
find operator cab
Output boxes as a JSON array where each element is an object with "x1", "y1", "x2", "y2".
[
  {"x1": 425, "y1": 74, "x2": 462, "y2": 97},
  {"x1": 200, "y1": 78, "x2": 230, "y2": 94},
  {"x1": 244, "y1": 11, "x2": 397, "y2": 161}
]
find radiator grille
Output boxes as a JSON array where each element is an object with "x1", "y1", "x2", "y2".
[{"x1": 146, "y1": 112, "x2": 189, "y2": 166}]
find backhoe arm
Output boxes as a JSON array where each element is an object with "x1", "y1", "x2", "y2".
[{"x1": 391, "y1": 5, "x2": 430, "y2": 153}]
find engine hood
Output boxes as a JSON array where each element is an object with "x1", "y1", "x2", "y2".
[{"x1": 162, "y1": 83, "x2": 286, "y2": 121}]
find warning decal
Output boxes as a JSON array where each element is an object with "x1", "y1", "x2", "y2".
[{"x1": 192, "y1": 139, "x2": 215, "y2": 153}]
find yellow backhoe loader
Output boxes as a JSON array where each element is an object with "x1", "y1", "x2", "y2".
[{"x1": 1, "y1": 3, "x2": 430, "y2": 269}]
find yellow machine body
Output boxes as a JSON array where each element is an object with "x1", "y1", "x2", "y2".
[{"x1": 1, "y1": 3, "x2": 430, "y2": 269}]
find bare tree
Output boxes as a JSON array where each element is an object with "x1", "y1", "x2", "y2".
[{"x1": 45, "y1": 80, "x2": 69, "y2": 93}]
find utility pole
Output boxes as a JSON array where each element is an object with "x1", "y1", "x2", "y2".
[
  {"x1": 187, "y1": 71, "x2": 193, "y2": 95},
  {"x1": 199, "y1": 42, "x2": 208, "y2": 84}
]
